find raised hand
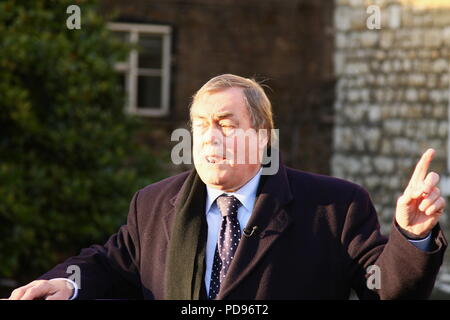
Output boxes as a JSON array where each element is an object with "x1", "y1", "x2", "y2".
[{"x1": 396, "y1": 148, "x2": 446, "y2": 239}]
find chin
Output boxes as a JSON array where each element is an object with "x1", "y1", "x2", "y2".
[{"x1": 195, "y1": 163, "x2": 234, "y2": 189}]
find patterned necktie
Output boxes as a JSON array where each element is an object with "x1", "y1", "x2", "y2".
[{"x1": 208, "y1": 194, "x2": 242, "y2": 300}]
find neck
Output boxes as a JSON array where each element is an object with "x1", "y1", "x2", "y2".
[{"x1": 208, "y1": 166, "x2": 262, "y2": 192}]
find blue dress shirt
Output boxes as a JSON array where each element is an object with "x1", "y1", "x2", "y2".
[{"x1": 204, "y1": 168, "x2": 262, "y2": 296}]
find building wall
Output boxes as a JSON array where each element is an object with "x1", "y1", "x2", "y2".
[
  {"x1": 333, "y1": 0, "x2": 450, "y2": 296},
  {"x1": 100, "y1": 0, "x2": 335, "y2": 175}
]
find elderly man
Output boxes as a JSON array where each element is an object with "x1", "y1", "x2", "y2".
[{"x1": 7, "y1": 74, "x2": 447, "y2": 300}]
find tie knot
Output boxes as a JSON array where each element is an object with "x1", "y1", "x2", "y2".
[{"x1": 216, "y1": 194, "x2": 241, "y2": 218}]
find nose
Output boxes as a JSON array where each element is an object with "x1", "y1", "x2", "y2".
[{"x1": 203, "y1": 125, "x2": 222, "y2": 146}]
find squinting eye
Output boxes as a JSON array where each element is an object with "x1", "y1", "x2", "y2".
[
  {"x1": 219, "y1": 123, "x2": 234, "y2": 128},
  {"x1": 221, "y1": 125, "x2": 235, "y2": 135},
  {"x1": 193, "y1": 121, "x2": 207, "y2": 128}
]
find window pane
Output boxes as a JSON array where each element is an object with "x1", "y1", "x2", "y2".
[
  {"x1": 138, "y1": 35, "x2": 163, "y2": 69},
  {"x1": 115, "y1": 73, "x2": 128, "y2": 107},
  {"x1": 137, "y1": 76, "x2": 161, "y2": 108},
  {"x1": 117, "y1": 73, "x2": 126, "y2": 93}
]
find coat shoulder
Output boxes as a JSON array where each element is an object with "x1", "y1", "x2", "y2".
[
  {"x1": 137, "y1": 170, "x2": 192, "y2": 203},
  {"x1": 284, "y1": 167, "x2": 370, "y2": 204}
]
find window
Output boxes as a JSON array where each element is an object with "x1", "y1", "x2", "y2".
[{"x1": 108, "y1": 22, "x2": 172, "y2": 116}]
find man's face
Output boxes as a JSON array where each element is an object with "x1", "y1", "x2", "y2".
[{"x1": 191, "y1": 87, "x2": 264, "y2": 192}]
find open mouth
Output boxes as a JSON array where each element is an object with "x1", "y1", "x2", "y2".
[{"x1": 205, "y1": 155, "x2": 228, "y2": 164}]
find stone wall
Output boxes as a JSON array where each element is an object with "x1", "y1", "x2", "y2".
[{"x1": 333, "y1": 0, "x2": 450, "y2": 296}]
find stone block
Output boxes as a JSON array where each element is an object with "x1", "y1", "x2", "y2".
[
  {"x1": 335, "y1": 32, "x2": 348, "y2": 49},
  {"x1": 380, "y1": 30, "x2": 394, "y2": 48},
  {"x1": 387, "y1": 4, "x2": 402, "y2": 29},
  {"x1": 438, "y1": 121, "x2": 448, "y2": 137},
  {"x1": 334, "y1": 52, "x2": 346, "y2": 76},
  {"x1": 348, "y1": 0, "x2": 365, "y2": 7},
  {"x1": 443, "y1": 27, "x2": 450, "y2": 45},
  {"x1": 441, "y1": 74, "x2": 449, "y2": 87},
  {"x1": 360, "y1": 30, "x2": 379, "y2": 47},
  {"x1": 392, "y1": 137, "x2": 419, "y2": 155},
  {"x1": 408, "y1": 73, "x2": 426, "y2": 86},
  {"x1": 346, "y1": 157, "x2": 363, "y2": 174},
  {"x1": 374, "y1": 156, "x2": 395, "y2": 173},
  {"x1": 430, "y1": 89, "x2": 447, "y2": 103},
  {"x1": 368, "y1": 105, "x2": 381, "y2": 122},
  {"x1": 350, "y1": 7, "x2": 367, "y2": 30},
  {"x1": 424, "y1": 29, "x2": 443, "y2": 47},
  {"x1": 432, "y1": 58, "x2": 449, "y2": 73},
  {"x1": 365, "y1": 175, "x2": 381, "y2": 189},
  {"x1": 345, "y1": 62, "x2": 369, "y2": 75},
  {"x1": 384, "y1": 119, "x2": 403, "y2": 135},
  {"x1": 405, "y1": 88, "x2": 419, "y2": 102},
  {"x1": 396, "y1": 157, "x2": 415, "y2": 172},
  {"x1": 381, "y1": 139, "x2": 392, "y2": 154},
  {"x1": 335, "y1": 6, "x2": 352, "y2": 31},
  {"x1": 433, "y1": 105, "x2": 447, "y2": 118},
  {"x1": 336, "y1": 0, "x2": 350, "y2": 6}
]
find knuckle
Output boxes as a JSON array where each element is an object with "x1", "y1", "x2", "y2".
[
  {"x1": 433, "y1": 174, "x2": 440, "y2": 183},
  {"x1": 27, "y1": 286, "x2": 39, "y2": 295},
  {"x1": 11, "y1": 287, "x2": 25, "y2": 296},
  {"x1": 435, "y1": 188, "x2": 441, "y2": 197},
  {"x1": 29, "y1": 283, "x2": 46, "y2": 293}
]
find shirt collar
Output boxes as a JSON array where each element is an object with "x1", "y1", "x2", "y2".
[{"x1": 205, "y1": 167, "x2": 262, "y2": 213}]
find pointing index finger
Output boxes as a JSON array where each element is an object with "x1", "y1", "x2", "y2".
[{"x1": 409, "y1": 148, "x2": 435, "y2": 187}]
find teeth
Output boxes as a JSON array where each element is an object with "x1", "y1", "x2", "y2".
[
  {"x1": 207, "y1": 156, "x2": 216, "y2": 164},
  {"x1": 206, "y1": 156, "x2": 225, "y2": 164}
]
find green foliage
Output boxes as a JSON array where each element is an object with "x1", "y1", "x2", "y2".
[{"x1": 0, "y1": 0, "x2": 166, "y2": 282}]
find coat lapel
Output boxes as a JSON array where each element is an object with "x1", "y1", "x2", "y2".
[
  {"x1": 217, "y1": 163, "x2": 294, "y2": 299},
  {"x1": 163, "y1": 171, "x2": 194, "y2": 243},
  {"x1": 162, "y1": 195, "x2": 177, "y2": 242}
]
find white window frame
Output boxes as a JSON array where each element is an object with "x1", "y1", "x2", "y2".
[{"x1": 108, "y1": 22, "x2": 172, "y2": 117}]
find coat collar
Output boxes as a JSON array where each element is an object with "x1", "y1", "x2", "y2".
[{"x1": 205, "y1": 167, "x2": 262, "y2": 214}]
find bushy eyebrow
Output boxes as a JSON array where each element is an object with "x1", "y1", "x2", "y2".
[
  {"x1": 192, "y1": 111, "x2": 238, "y2": 122},
  {"x1": 214, "y1": 111, "x2": 234, "y2": 120}
]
